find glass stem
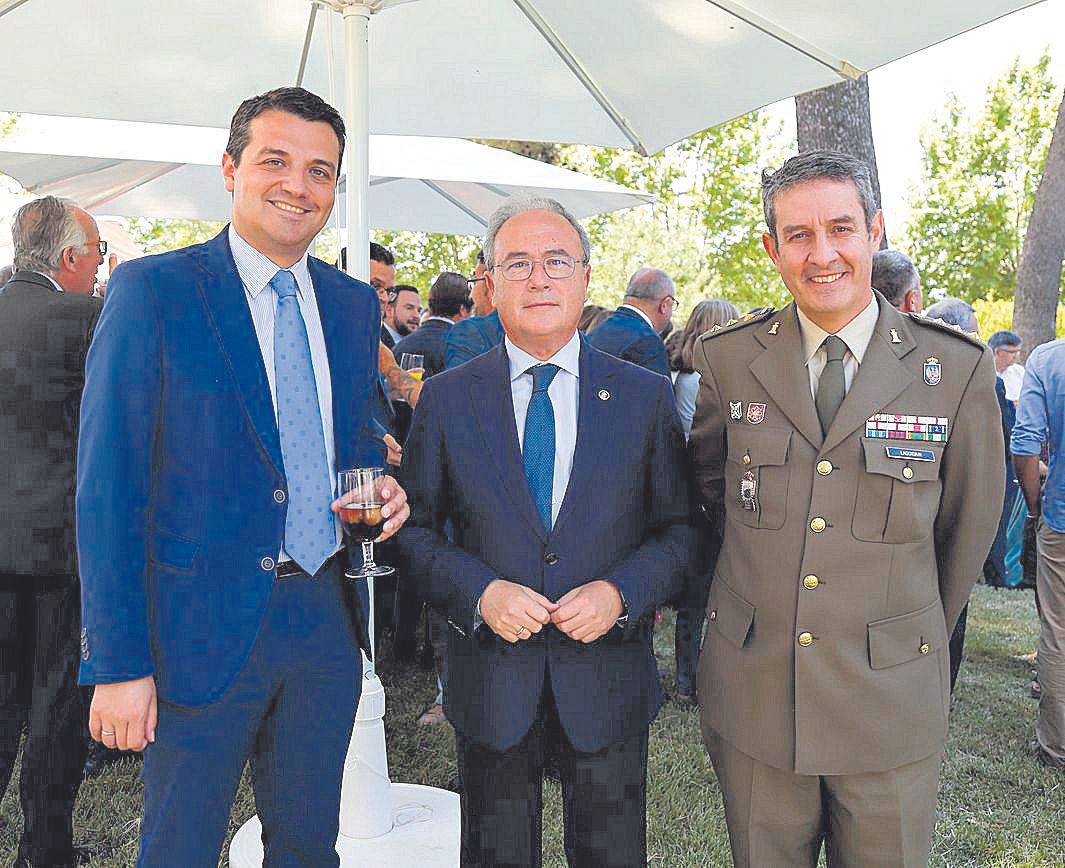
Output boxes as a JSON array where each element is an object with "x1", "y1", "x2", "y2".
[{"x1": 361, "y1": 540, "x2": 377, "y2": 569}]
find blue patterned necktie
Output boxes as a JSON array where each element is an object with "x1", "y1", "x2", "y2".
[
  {"x1": 523, "y1": 364, "x2": 559, "y2": 531},
  {"x1": 272, "y1": 268, "x2": 334, "y2": 574}
]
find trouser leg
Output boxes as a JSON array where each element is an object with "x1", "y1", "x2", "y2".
[
  {"x1": 0, "y1": 577, "x2": 30, "y2": 801},
  {"x1": 948, "y1": 603, "x2": 968, "y2": 693},
  {"x1": 674, "y1": 607, "x2": 704, "y2": 695},
  {"x1": 1036, "y1": 520, "x2": 1065, "y2": 762}
]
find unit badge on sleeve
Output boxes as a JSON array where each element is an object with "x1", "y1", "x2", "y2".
[{"x1": 923, "y1": 357, "x2": 942, "y2": 386}]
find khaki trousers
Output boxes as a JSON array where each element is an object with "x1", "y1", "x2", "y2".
[
  {"x1": 706, "y1": 730, "x2": 941, "y2": 868},
  {"x1": 1036, "y1": 519, "x2": 1065, "y2": 763}
]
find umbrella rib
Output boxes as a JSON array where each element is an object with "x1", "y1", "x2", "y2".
[
  {"x1": 703, "y1": 0, "x2": 864, "y2": 80},
  {"x1": 0, "y1": 0, "x2": 33, "y2": 21},
  {"x1": 420, "y1": 179, "x2": 487, "y2": 229},
  {"x1": 511, "y1": 0, "x2": 649, "y2": 156},
  {"x1": 62, "y1": 163, "x2": 184, "y2": 212},
  {"x1": 297, "y1": 4, "x2": 319, "y2": 87},
  {"x1": 369, "y1": 176, "x2": 401, "y2": 187}
]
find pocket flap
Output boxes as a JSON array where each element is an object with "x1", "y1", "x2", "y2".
[
  {"x1": 726, "y1": 427, "x2": 792, "y2": 468},
  {"x1": 707, "y1": 578, "x2": 755, "y2": 648},
  {"x1": 867, "y1": 600, "x2": 946, "y2": 669},
  {"x1": 149, "y1": 529, "x2": 200, "y2": 570},
  {"x1": 861, "y1": 439, "x2": 943, "y2": 483}
]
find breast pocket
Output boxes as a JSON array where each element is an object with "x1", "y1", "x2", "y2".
[
  {"x1": 724, "y1": 426, "x2": 792, "y2": 530},
  {"x1": 852, "y1": 439, "x2": 944, "y2": 543}
]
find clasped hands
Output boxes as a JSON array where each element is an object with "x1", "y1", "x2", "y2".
[{"x1": 479, "y1": 578, "x2": 624, "y2": 645}]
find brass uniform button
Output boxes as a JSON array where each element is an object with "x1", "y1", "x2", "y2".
[
  {"x1": 798, "y1": 632, "x2": 814, "y2": 647},
  {"x1": 902, "y1": 466, "x2": 914, "y2": 480},
  {"x1": 810, "y1": 517, "x2": 826, "y2": 533},
  {"x1": 816, "y1": 460, "x2": 833, "y2": 476},
  {"x1": 803, "y1": 575, "x2": 819, "y2": 590},
  {"x1": 743, "y1": 453, "x2": 752, "y2": 466},
  {"x1": 919, "y1": 643, "x2": 930, "y2": 655}
]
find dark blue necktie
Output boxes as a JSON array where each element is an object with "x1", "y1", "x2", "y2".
[
  {"x1": 523, "y1": 364, "x2": 559, "y2": 531},
  {"x1": 272, "y1": 268, "x2": 334, "y2": 574}
]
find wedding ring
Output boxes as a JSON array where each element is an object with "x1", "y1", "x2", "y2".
[
  {"x1": 101, "y1": 730, "x2": 116, "y2": 737},
  {"x1": 515, "y1": 625, "x2": 527, "y2": 637}
]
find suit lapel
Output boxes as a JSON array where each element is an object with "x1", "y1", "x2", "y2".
[
  {"x1": 748, "y1": 305, "x2": 823, "y2": 450},
  {"x1": 196, "y1": 231, "x2": 284, "y2": 476},
  {"x1": 469, "y1": 344, "x2": 547, "y2": 542},
  {"x1": 552, "y1": 343, "x2": 617, "y2": 536},
  {"x1": 821, "y1": 298, "x2": 918, "y2": 454}
]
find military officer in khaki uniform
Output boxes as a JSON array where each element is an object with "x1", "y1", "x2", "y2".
[{"x1": 690, "y1": 150, "x2": 1003, "y2": 867}]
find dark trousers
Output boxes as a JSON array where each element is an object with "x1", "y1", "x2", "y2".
[
  {"x1": 949, "y1": 603, "x2": 969, "y2": 693},
  {"x1": 0, "y1": 573, "x2": 88, "y2": 866},
  {"x1": 674, "y1": 607, "x2": 705, "y2": 695},
  {"x1": 138, "y1": 563, "x2": 363, "y2": 867},
  {"x1": 455, "y1": 679, "x2": 648, "y2": 868}
]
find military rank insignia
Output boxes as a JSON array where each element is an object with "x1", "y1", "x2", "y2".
[
  {"x1": 923, "y1": 357, "x2": 942, "y2": 386},
  {"x1": 865, "y1": 414, "x2": 949, "y2": 442}
]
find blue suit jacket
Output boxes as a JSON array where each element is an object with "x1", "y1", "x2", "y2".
[
  {"x1": 443, "y1": 309, "x2": 504, "y2": 370},
  {"x1": 398, "y1": 340, "x2": 690, "y2": 752},
  {"x1": 586, "y1": 306, "x2": 671, "y2": 379},
  {"x1": 394, "y1": 317, "x2": 451, "y2": 380},
  {"x1": 77, "y1": 229, "x2": 381, "y2": 706}
]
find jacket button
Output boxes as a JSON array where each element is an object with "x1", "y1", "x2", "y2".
[
  {"x1": 273, "y1": 489, "x2": 287, "y2": 503},
  {"x1": 709, "y1": 609, "x2": 717, "y2": 621},
  {"x1": 798, "y1": 631, "x2": 814, "y2": 647},
  {"x1": 803, "y1": 575, "x2": 819, "y2": 590},
  {"x1": 544, "y1": 552, "x2": 559, "y2": 566},
  {"x1": 902, "y1": 466, "x2": 915, "y2": 480},
  {"x1": 816, "y1": 460, "x2": 833, "y2": 476},
  {"x1": 919, "y1": 642, "x2": 930, "y2": 654},
  {"x1": 261, "y1": 556, "x2": 276, "y2": 571},
  {"x1": 809, "y1": 517, "x2": 826, "y2": 533}
]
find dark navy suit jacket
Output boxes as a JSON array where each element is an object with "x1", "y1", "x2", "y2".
[
  {"x1": 76, "y1": 229, "x2": 381, "y2": 706},
  {"x1": 444, "y1": 310, "x2": 504, "y2": 370},
  {"x1": 586, "y1": 305, "x2": 670, "y2": 379},
  {"x1": 393, "y1": 317, "x2": 452, "y2": 379},
  {"x1": 399, "y1": 340, "x2": 690, "y2": 752}
]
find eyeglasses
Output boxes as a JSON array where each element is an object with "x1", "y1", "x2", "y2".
[
  {"x1": 997, "y1": 347, "x2": 1021, "y2": 355},
  {"x1": 494, "y1": 256, "x2": 586, "y2": 282},
  {"x1": 466, "y1": 276, "x2": 486, "y2": 292},
  {"x1": 82, "y1": 240, "x2": 107, "y2": 256}
]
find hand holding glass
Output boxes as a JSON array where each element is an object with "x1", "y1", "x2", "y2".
[
  {"x1": 337, "y1": 468, "x2": 396, "y2": 580},
  {"x1": 400, "y1": 353, "x2": 425, "y2": 381}
]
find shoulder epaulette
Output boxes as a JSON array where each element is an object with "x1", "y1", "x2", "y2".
[
  {"x1": 906, "y1": 312, "x2": 985, "y2": 347},
  {"x1": 700, "y1": 306, "x2": 775, "y2": 340}
]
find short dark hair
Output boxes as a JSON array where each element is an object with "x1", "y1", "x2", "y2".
[
  {"x1": 428, "y1": 272, "x2": 471, "y2": 318},
  {"x1": 370, "y1": 241, "x2": 394, "y2": 266},
  {"x1": 871, "y1": 249, "x2": 920, "y2": 307},
  {"x1": 762, "y1": 150, "x2": 877, "y2": 242},
  {"x1": 988, "y1": 330, "x2": 1022, "y2": 349},
  {"x1": 226, "y1": 87, "x2": 345, "y2": 168},
  {"x1": 392, "y1": 284, "x2": 419, "y2": 302}
]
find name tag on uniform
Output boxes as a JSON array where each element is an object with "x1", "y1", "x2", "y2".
[
  {"x1": 865, "y1": 413, "x2": 949, "y2": 442},
  {"x1": 885, "y1": 446, "x2": 936, "y2": 462}
]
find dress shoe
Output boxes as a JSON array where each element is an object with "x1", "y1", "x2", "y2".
[
  {"x1": 14, "y1": 844, "x2": 98, "y2": 867},
  {"x1": 83, "y1": 739, "x2": 140, "y2": 779},
  {"x1": 1032, "y1": 740, "x2": 1065, "y2": 771}
]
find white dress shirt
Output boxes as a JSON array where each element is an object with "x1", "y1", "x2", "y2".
[
  {"x1": 34, "y1": 272, "x2": 64, "y2": 292},
  {"x1": 619, "y1": 303, "x2": 656, "y2": 331},
  {"x1": 796, "y1": 294, "x2": 879, "y2": 400},
  {"x1": 228, "y1": 226, "x2": 341, "y2": 560},
  {"x1": 505, "y1": 331, "x2": 581, "y2": 528}
]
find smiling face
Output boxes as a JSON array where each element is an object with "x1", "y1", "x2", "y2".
[
  {"x1": 762, "y1": 178, "x2": 883, "y2": 333},
  {"x1": 487, "y1": 209, "x2": 589, "y2": 359},
  {"x1": 222, "y1": 110, "x2": 339, "y2": 267}
]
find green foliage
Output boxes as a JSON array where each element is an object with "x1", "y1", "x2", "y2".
[
  {"x1": 0, "y1": 112, "x2": 16, "y2": 139},
  {"x1": 369, "y1": 229, "x2": 482, "y2": 292},
  {"x1": 124, "y1": 217, "x2": 226, "y2": 255},
  {"x1": 973, "y1": 298, "x2": 1065, "y2": 339},
  {"x1": 903, "y1": 52, "x2": 1061, "y2": 303}
]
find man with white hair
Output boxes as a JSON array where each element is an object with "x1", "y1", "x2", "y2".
[
  {"x1": 0, "y1": 195, "x2": 104, "y2": 867},
  {"x1": 587, "y1": 267, "x2": 675, "y2": 378}
]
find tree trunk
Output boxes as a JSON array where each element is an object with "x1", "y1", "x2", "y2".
[
  {"x1": 1012, "y1": 90, "x2": 1065, "y2": 356},
  {"x1": 796, "y1": 75, "x2": 888, "y2": 248}
]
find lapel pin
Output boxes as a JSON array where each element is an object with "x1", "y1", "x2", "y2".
[
  {"x1": 597, "y1": 389, "x2": 610, "y2": 401},
  {"x1": 768, "y1": 321, "x2": 780, "y2": 336},
  {"x1": 923, "y1": 357, "x2": 942, "y2": 386},
  {"x1": 729, "y1": 401, "x2": 743, "y2": 421},
  {"x1": 889, "y1": 328, "x2": 901, "y2": 344}
]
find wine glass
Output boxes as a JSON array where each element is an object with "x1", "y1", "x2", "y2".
[
  {"x1": 337, "y1": 467, "x2": 396, "y2": 580},
  {"x1": 400, "y1": 353, "x2": 425, "y2": 381}
]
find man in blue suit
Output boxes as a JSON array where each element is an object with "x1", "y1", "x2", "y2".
[
  {"x1": 76, "y1": 88, "x2": 409, "y2": 865},
  {"x1": 444, "y1": 251, "x2": 505, "y2": 370},
  {"x1": 400, "y1": 197, "x2": 689, "y2": 866},
  {"x1": 586, "y1": 267, "x2": 675, "y2": 378}
]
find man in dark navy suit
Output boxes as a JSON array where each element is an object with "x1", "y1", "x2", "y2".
[
  {"x1": 77, "y1": 87, "x2": 408, "y2": 865},
  {"x1": 400, "y1": 196, "x2": 689, "y2": 867},
  {"x1": 444, "y1": 251, "x2": 505, "y2": 370},
  {"x1": 586, "y1": 267, "x2": 675, "y2": 378},
  {"x1": 393, "y1": 271, "x2": 472, "y2": 380}
]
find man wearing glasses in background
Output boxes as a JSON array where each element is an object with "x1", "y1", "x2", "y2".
[
  {"x1": 444, "y1": 250, "x2": 505, "y2": 369},
  {"x1": 586, "y1": 267, "x2": 675, "y2": 378}
]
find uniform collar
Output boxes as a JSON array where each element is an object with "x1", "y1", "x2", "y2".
[{"x1": 796, "y1": 292, "x2": 878, "y2": 367}]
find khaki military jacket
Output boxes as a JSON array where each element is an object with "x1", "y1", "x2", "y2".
[{"x1": 691, "y1": 293, "x2": 1003, "y2": 775}]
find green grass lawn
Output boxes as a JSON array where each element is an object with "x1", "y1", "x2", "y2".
[{"x1": 2, "y1": 584, "x2": 1061, "y2": 866}]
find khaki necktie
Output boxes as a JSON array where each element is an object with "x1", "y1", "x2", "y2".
[{"x1": 815, "y1": 335, "x2": 848, "y2": 437}]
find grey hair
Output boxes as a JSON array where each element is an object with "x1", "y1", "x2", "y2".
[
  {"x1": 761, "y1": 150, "x2": 878, "y2": 242},
  {"x1": 988, "y1": 330, "x2": 1022, "y2": 349},
  {"x1": 11, "y1": 196, "x2": 87, "y2": 273},
  {"x1": 625, "y1": 267, "x2": 674, "y2": 301},
  {"x1": 871, "y1": 249, "x2": 920, "y2": 307},
  {"x1": 924, "y1": 297, "x2": 977, "y2": 332},
  {"x1": 482, "y1": 195, "x2": 591, "y2": 269}
]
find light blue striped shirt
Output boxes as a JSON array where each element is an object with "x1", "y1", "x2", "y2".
[{"x1": 228, "y1": 226, "x2": 341, "y2": 559}]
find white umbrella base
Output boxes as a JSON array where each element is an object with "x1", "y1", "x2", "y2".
[{"x1": 228, "y1": 782, "x2": 460, "y2": 867}]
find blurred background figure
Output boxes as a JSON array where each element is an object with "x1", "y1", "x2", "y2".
[
  {"x1": 587, "y1": 267, "x2": 674, "y2": 378},
  {"x1": 986, "y1": 331, "x2": 1024, "y2": 590},
  {"x1": 871, "y1": 248, "x2": 923, "y2": 313},
  {"x1": 394, "y1": 272, "x2": 472, "y2": 380},
  {"x1": 388, "y1": 284, "x2": 423, "y2": 339},
  {"x1": 578, "y1": 303, "x2": 610, "y2": 334},
  {"x1": 990, "y1": 329, "x2": 1026, "y2": 403}
]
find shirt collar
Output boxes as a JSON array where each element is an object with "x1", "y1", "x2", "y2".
[
  {"x1": 505, "y1": 331, "x2": 582, "y2": 383},
  {"x1": 796, "y1": 293, "x2": 879, "y2": 367},
  {"x1": 34, "y1": 271, "x2": 65, "y2": 293},
  {"x1": 620, "y1": 303, "x2": 655, "y2": 331},
  {"x1": 228, "y1": 225, "x2": 311, "y2": 299}
]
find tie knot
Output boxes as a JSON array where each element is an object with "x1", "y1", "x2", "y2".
[
  {"x1": 822, "y1": 334, "x2": 848, "y2": 363},
  {"x1": 529, "y1": 364, "x2": 559, "y2": 394},
  {"x1": 272, "y1": 269, "x2": 298, "y2": 300}
]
